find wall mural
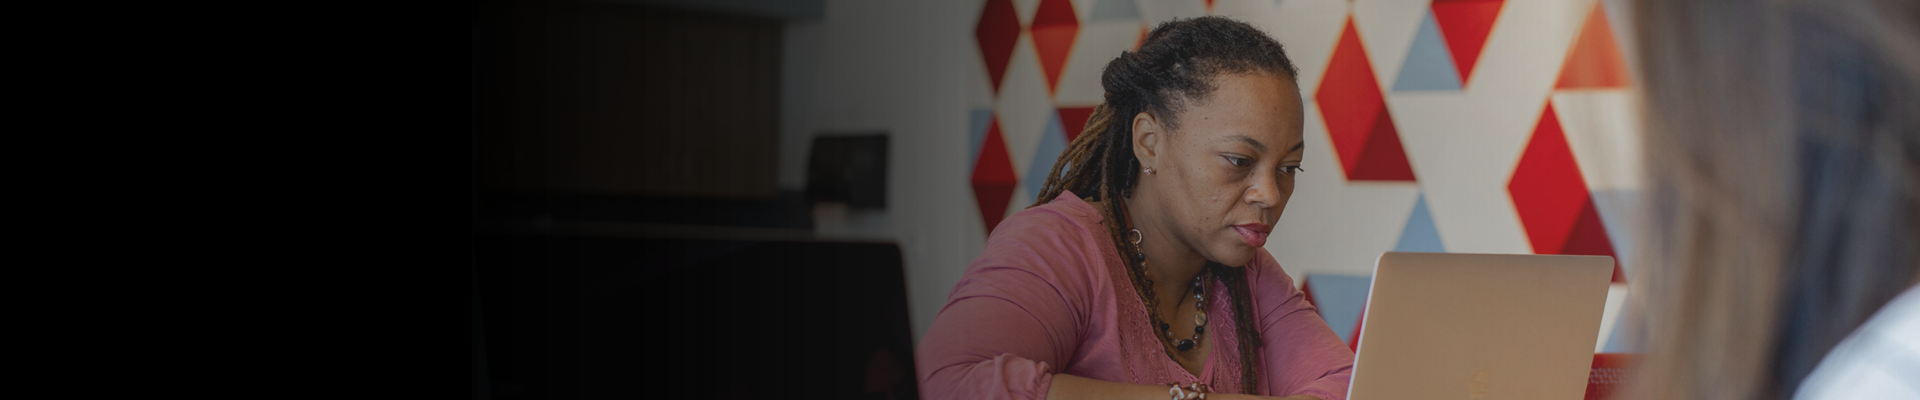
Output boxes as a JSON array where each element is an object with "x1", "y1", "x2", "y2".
[{"x1": 968, "y1": 0, "x2": 1641, "y2": 352}]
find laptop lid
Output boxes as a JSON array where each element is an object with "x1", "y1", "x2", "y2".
[{"x1": 1347, "y1": 252, "x2": 1614, "y2": 400}]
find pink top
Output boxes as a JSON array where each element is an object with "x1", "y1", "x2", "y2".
[{"x1": 916, "y1": 192, "x2": 1355, "y2": 400}]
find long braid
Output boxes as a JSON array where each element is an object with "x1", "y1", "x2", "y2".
[
  {"x1": 1100, "y1": 118, "x2": 1163, "y2": 318},
  {"x1": 1033, "y1": 104, "x2": 1114, "y2": 205},
  {"x1": 1026, "y1": 16, "x2": 1299, "y2": 394}
]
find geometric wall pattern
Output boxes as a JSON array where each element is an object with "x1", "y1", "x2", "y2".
[
  {"x1": 1430, "y1": 0, "x2": 1504, "y2": 86},
  {"x1": 1555, "y1": 1, "x2": 1629, "y2": 90},
  {"x1": 1510, "y1": 102, "x2": 1625, "y2": 282},
  {"x1": 1316, "y1": 15, "x2": 1416, "y2": 181},
  {"x1": 1392, "y1": 11, "x2": 1463, "y2": 91},
  {"x1": 1392, "y1": 0, "x2": 1505, "y2": 91},
  {"x1": 969, "y1": 0, "x2": 1641, "y2": 351}
]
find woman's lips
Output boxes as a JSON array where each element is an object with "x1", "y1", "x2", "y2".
[{"x1": 1233, "y1": 224, "x2": 1270, "y2": 247}]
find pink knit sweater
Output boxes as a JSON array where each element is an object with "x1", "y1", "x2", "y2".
[{"x1": 916, "y1": 192, "x2": 1354, "y2": 400}]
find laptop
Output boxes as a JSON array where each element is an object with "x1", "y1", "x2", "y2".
[{"x1": 1346, "y1": 252, "x2": 1614, "y2": 400}]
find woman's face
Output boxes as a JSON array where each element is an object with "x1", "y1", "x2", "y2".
[{"x1": 1132, "y1": 72, "x2": 1305, "y2": 267}]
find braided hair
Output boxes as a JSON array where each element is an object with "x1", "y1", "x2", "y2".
[{"x1": 1030, "y1": 16, "x2": 1300, "y2": 393}]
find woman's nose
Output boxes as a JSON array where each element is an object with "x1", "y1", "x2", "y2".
[{"x1": 1245, "y1": 173, "x2": 1281, "y2": 208}]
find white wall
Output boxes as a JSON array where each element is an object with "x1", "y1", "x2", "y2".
[{"x1": 779, "y1": 0, "x2": 983, "y2": 344}]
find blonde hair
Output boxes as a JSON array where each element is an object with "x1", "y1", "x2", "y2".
[{"x1": 1628, "y1": 0, "x2": 1920, "y2": 399}]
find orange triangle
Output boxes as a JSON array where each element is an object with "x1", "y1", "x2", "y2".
[
  {"x1": 1134, "y1": 25, "x2": 1147, "y2": 51},
  {"x1": 1554, "y1": 2, "x2": 1630, "y2": 89}
]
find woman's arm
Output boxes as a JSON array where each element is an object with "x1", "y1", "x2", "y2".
[
  {"x1": 917, "y1": 291, "x2": 1071, "y2": 400},
  {"x1": 1251, "y1": 253, "x2": 1356, "y2": 400}
]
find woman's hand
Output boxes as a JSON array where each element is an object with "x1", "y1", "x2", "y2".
[
  {"x1": 1046, "y1": 374, "x2": 1324, "y2": 400},
  {"x1": 1207, "y1": 394, "x2": 1321, "y2": 400}
]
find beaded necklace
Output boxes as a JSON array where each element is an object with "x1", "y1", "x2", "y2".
[{"x1": 1126, "y1": 228, "x2": 1211, "y2": 352}]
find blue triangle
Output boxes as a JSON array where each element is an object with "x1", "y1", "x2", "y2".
[
  {"x1": 1392, "y1": 11, "x2": 1463, "y2": 92},
  {"x1": 1592, "y1": 189, "x2": 1638, "y2": 281},
  {"x1": 969, "y1": 109, "x2": 993, "y2": 170},
  {"x1": 1306, "y1": 274, "x2": 1373, "y2": 344},
  {"x1": 1394, "y1": 194, "x2": 1446, "y2": 252},
  {"x1": 1602, "y1": 312, "x2": 1633, "y2": 352},
  {"x1": 1025, "y1": 114, "x2": 1071, "y2": 205},
  {"x1": 1090, "y1": 0, "x2": 1141, "y2": 21}
]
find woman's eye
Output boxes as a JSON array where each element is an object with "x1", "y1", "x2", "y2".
[
  {"x1": 1225, "y1": 156, "x2": 1251, "y2": 167},
  {"x1": 1280, "y1": 165, "x2": 1304, "y2": 176}
]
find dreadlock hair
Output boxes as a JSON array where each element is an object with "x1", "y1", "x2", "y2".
[{"x1": 1030, "y1": 16, "x2": 1300, "y2": 393}]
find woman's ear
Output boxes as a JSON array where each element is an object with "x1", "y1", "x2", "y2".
[{"x1": 1131, "y1": 112, "x2": 1162, "y2": 169}]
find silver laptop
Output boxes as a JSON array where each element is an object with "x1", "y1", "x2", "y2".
[{"x1": 1347, "y1": 252, "x2": 1614, "y2": 400}]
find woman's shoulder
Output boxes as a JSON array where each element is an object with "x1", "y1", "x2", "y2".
[
  {"x1": 1793, "y1": 284, "x2": 1920, "y2": 399},
  {"x1": 959, "y1": 193, "x2": 1115, "y2": 298},
  {"x1": 987, "y1": 195, "x2": 1104, "y2": 249}
]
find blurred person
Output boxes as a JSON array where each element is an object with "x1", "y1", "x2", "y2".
[
  {"x1": 916, "y1": 17, "x2": 1352, "y2": 400},
  {"x1": 1628, "y1": 0, "x2": 1920, "y2": 399}
]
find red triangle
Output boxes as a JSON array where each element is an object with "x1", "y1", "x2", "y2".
[
  {"x1": 976, "y1": 0, "x2": 1022, "y2": 94},
  {"x1": 1509, "y1": 102, "x2": 1625, "y2": 282},
  {"x1": 1351, "y1": 103, "x2": 1417, "y2": 181},
  {"x1": 1031, "y1": 0, "x2": 1080, "y2": 96},
  {"x1": 1555, "y1": 2, "x2": 1630, "y2": 89},
  {"x1": 1563, "y1": 200, "x2": 1626, "y2": 282},
  {"x1": 972, "y1": 118, "x2": 1019, "y2": 234},
  {"x1": 1431, "y1": 0, "x2": 1505, "y2": 85},
  {"x1": 1057, "y1": 107, "x2": 1096, "y2": 141},
  {"x1": 1314, "y1": 16, "x2": 1416, "y2": 182},
  {"x1": 1508, "y1": 103, "x2": 1592, "y2": 258},
  {"x1": 1318, "y1": 17, "x2": 1382, "y2": 177}
]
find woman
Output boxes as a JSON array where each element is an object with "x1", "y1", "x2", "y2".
[
  {"x1": 1627, "y1": 0, "x2": 1920, "y2": 399},
  {"x1": 917, "y1": 17, "x2": 1353, "y2": 400}
]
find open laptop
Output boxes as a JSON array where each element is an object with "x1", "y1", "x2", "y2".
[{"x1": 1346, "y1": 252, "x2": 1614, "y2": 400}]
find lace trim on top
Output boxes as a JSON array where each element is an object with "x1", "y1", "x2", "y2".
[{"x1": 1090, "y1": 221, "x2": 1250, "y2": 394}]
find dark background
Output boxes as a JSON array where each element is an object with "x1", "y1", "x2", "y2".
[{"x1": 472, "y1": 0, "x2": 914, "y2": 398}]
